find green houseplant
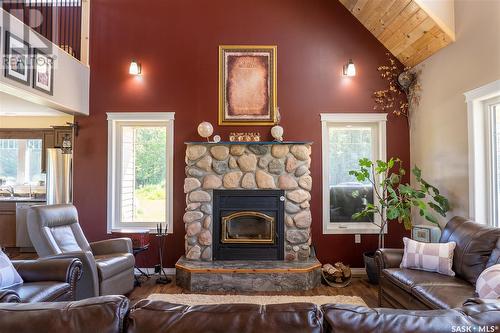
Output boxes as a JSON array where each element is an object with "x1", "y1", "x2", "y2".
[{"x1": 349, "y1": 157, "x2": 450, "y2": 283}]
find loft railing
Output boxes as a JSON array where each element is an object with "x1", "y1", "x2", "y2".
[{"x1": 1, "y1": 0, "x2": 83, "y2": 60}]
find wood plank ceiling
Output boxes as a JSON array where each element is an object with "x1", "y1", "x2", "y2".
[{"x1": 339, "y1": 0, "x2": 454, "y2": 67}]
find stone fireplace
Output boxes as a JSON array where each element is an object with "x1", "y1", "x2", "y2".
[{"x1": 183, "y1": 142, "x2": 313, "y2": 261}]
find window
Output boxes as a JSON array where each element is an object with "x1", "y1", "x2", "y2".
[
  {"x1": 107, "y1": 112, "x2": 174, "y2": 232},
  {"x1": 492, "y1": 101, "x2": 500, "y2": 227},
  {"x1": 0, "y1": 138, "x2": 45, "y2": 197},
  {"x1": 321, "y1": 113, "x2": 387, "y2": 234},
  {"x1": 465, "y1": 80, "x2": 500, "y2": 227}
]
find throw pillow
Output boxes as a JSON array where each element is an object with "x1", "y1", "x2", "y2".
[
  {"x1": 0, "y1": 249, "x2": 23, "y2": 289},
  {"x1": 400, "y1": 237, "x2": 456, "y2": 276},
  {"x1": 476, "y1": 264, "x2": 500, "y2": 299}
]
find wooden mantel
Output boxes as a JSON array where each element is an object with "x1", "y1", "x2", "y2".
[{"x1": 339, "y1": 0, "x2": 455, "y2": 67}]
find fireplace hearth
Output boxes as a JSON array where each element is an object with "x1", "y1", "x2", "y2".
[{"x1": 213, "y1": 189, "x2": 284, "y2": 260}]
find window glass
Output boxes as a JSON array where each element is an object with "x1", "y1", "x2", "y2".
[
  {"x1": 0, "y1": 139, "x2": 44, "y2": 189},
  {"x1": 120, "y1": 126, "x2": 167, "y2": 224},
  {"x1": 328, "y1": 126, "x2": 374, "y2": 223},
  {"x1": 493, "y1": 104, "x2": 500, "y2": 227}
]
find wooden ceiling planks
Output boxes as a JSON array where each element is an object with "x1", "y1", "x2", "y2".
[{"x1": 339, "y1": 0, "x2": 454, "y2": 67}]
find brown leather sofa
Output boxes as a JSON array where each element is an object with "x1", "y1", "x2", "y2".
[
  {"x1": 376, "y1": 217, "x2": 500, "y2": 310},
  {"x1": 27, "y1": 204, "x2": 135, "y2": 300},
  {"x1": 0, "y1": 295, "x2": 498, "y2": 333},
  {"x1": 0, "y1": 258, "x2": 82, "y2": 303}
]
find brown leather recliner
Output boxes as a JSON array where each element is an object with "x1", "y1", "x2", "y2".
[
  {"x1": 0, "y1": 296, "x2": 498, "y2": 333},
  {"x1": 27, "y1": 204, "x2": 135, "y2": 300},
  {"x1": 376, "y1": 217, "x2": 500, "y2": 310},
  {"x1": 0, "y1": 258, "x2": 82, "y2": 303}
]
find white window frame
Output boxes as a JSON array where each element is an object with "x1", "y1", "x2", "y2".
[
  {"x1": 106, "y1": 112, "x2": 175, "y2": 233},
  {"x1": 320, "y1": 113, "x2": 387, "y2": 234},
  {"x1": 465, "y1": 80, "x2": 500, "y2": 226}
]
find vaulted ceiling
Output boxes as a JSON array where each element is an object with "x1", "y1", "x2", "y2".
[{"x1": 339, "y1": 0, "x2": 455, "y2": 67}]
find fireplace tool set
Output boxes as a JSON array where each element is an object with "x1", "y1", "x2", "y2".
[{"x1": 156, "y1": 223, "x2": 171, "y2": 284}]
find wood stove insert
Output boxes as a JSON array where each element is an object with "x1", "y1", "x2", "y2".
[{"x1": 213, "y1": 189, "x2": 284, "y2": 260}]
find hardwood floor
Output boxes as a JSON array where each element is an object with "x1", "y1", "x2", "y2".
[
  {"x1": 6, "y1": 248, "x2": 379, "y2": 307},
  {"x1": 127, "y1": 275, "x2": 379, "y2": 307}
]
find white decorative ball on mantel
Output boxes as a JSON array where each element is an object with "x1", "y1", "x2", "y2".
[
  {"x1": 197, "y1": 121, "x2": 214, "y2": 140},
  {"x1": 271, "y1": 125, "x2": 284, "y2": 142}
]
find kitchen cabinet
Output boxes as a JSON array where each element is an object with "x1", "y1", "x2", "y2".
[
  {"x1": 0, "y1": 200, "x2": 45, "y2": 248},
  {"x1": 0, "y1": 202, "x2": 16, "y2": 247}
]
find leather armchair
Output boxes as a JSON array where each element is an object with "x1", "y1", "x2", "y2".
[
  {"x1": 0, "y1": 295, "x2": 129, "y2": 333},
  {"x1": 0, "y1": 290, "x2": 21, "y2": 303},
  {"x1": 27, "y1": 204, "x2": 135, "y2": 300},
  {"x1": 0, "y1": 258, "x2": 82, "y2": 303}
]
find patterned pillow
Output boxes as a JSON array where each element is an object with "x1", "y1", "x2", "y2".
[
  {"x1": 476, "y1": 264, "x2": 500, "y2": 299},
  {"x1": 0, "y1": 249, "x2": 23, "y2": 289},
  {"x1": 400, "y1": 237, "x2": 456, "y2": 276}
]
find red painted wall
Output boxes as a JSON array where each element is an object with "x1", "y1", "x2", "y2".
[{"x1": 75, "y1": 0, "x2": 410, "y2": 268}]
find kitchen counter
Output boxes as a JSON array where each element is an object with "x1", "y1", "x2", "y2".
[{"x1": 0, "y1": 197, "x2": 46, "y2": 202}]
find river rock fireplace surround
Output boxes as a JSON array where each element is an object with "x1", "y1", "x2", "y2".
[
  {"x1": 182, "y1": 141, "x2": 313, "y2": 261},
  {"x1": 176, "y1": 141, "x2": 321, "y2": 292}
]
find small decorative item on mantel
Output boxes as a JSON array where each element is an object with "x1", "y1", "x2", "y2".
[
  {"x1": 197, "y1": 121, "x2": 214, "y2": 142},
  {"x1": 270, "y1": 107, "x2": 284, "y2": 142},
  {"x1": 322, "y1": 262, "x2": 352, "y2": 288},
  {"x1": 229, "y1": 132, "x2": 261, "y2": 142}
]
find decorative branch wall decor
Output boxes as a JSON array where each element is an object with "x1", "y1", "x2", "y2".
[{"x1": 373, "y1": 53, "x2": 421, "y2": 120}]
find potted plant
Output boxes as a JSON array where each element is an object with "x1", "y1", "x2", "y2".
[{"x1": 349, "y1": 157, "x2": 450, "y2": 284}]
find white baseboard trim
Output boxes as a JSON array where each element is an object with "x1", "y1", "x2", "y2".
[
  {"x1": 135, "y1": 267, "x2": 176, "y2": 275},
  {"x1": 350, "y1": 268, "x2": 367, "y2": 277}
]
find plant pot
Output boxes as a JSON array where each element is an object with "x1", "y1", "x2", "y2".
[{"x1": 363, "y1": 251, "x2": 379, "y2": 284}]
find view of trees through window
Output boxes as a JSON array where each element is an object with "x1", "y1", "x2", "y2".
[
  {"x1": 329, "y1": 127, "x2": 372, "y2": 186},
  {"x1": 121, "y1": 127, "x2": 167, "y2": 223},
  {"x1": 328, "y1": 126, "x2": 374, "y2": 223}
]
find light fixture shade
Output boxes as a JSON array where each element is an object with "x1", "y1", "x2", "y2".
[
  {"x1": 343, "y1": 59, "x2": 356, "y2": 77},
  {"x1": 61, "y1": 134, "x2": 72, "y2": 154},
  {"x1": 129, "y1": 60, "x2": 141, "y2": 75}
]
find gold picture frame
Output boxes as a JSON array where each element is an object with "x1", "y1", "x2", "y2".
[{"x1": 218, "y1": 45, "x2": 277, "y2": 126}]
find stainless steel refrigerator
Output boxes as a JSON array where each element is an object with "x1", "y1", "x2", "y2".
[{"x1": 46, "y1": 148, "x2": 73, "y2": 205}]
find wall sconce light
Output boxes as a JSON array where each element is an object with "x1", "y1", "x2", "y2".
[
  {"x1": 343, "y1": 59, "x2": 356, "y2": 77},
  {"x1": 129, "y1": 59, "x2": 141, "y2": 75}
]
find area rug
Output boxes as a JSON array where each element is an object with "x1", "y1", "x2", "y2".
[{"x1": 147, "y1": 294, "x2": 367, "y2": 306}]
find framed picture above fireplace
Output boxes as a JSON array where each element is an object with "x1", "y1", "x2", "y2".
[{"x1": 218, "y1": 45, "x2": 277, "y2": 126}]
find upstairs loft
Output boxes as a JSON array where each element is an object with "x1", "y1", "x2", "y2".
[{"x1": 0, "y1": 1, "x2": 89, "y2": 116}]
